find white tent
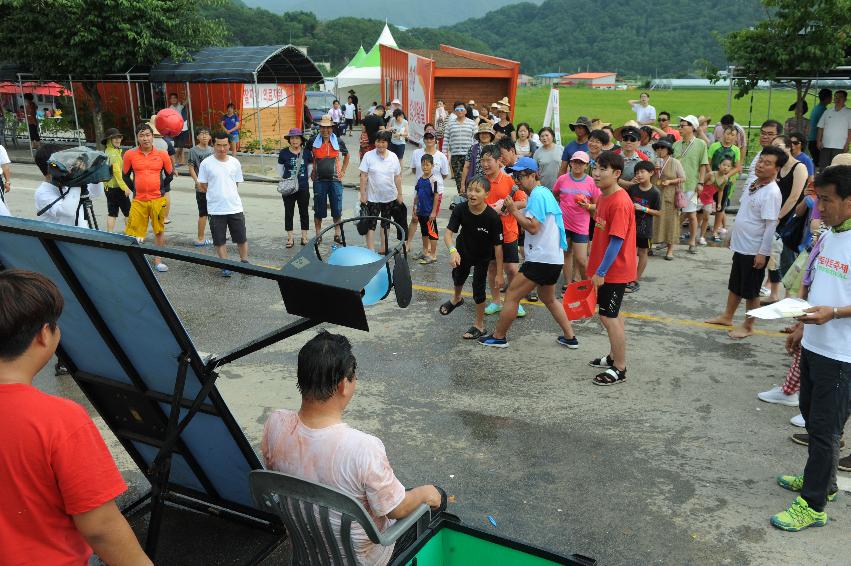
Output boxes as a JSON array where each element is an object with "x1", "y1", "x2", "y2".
[{"x1": 334, "y1": 24, "x2": 397, "y2": 92}]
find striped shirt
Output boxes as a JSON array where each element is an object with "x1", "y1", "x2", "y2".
[{"x1": 444, "y1": 117, "x2": 477, "y2": 157}]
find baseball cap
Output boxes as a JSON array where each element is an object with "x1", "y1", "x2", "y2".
[
  {"x1": 570, "y1": 150, "x2": 590, "y2": 163},
  {"x1": 391, "y1": 98, "x2": 401, "y2": 105},
  {"x1": 509, "y1": 156, "x2": 538, "y2": 172},
  {"x1": 679, "y1": 115, "x2": 699, "y2": 129}
]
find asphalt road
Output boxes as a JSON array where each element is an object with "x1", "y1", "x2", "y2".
[{"x1": 7, "y1": 155, "x2": 851, "y2": 566}]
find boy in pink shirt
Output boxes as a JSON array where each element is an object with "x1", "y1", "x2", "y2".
[
  {"x1": 552, "y1": 150, "x2": 601, "y2": 286},
  {"x1": 262, "y1": 331, "x2": 444, "y2": 564}
]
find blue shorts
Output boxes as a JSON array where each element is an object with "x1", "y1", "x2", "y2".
[
  {"x1": 227, "y1": 132, "x2": 239, "y2": 143},
  {"x1": 314, "y1": 179, "x2": 343, "y2": 219},
  {"x1": 565, "y1": 228, "x2": 590, "y2": 244}
]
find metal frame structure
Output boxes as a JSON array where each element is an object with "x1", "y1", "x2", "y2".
[{"x1": 0, "y1": 216, "x2": 409, "y2": 563}]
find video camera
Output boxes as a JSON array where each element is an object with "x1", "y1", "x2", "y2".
[{"x1": 47, "y1": 147, "x2": 112, "y2": 189}]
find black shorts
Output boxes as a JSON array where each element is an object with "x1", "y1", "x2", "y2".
[
  {"x1": 28, "y1": 123, "x2": 40, "y2": 141},
  {"x1": 105, "y1": 187, "x2": 131, "y2": 217},
  {"x1": 519, "y1": 261, "x2": 562, "y2": 286},
  {"x1": 500, "y1": 240, "x2": 520, "y2": 264},
  {"x1": 364, "y1": 201, "x2": 394, "y2": 231},
  {"x1": 728, "y1": 252, "x2": 767, "y2": 300},
  {"x1": 174, "y1": 130, "x2": 190, "y2": 147},
  {"x1": 209, "y1": 212, "x2": 247, "y2": 246},
  {"x1": 452, "y1": 258, "x2": 490, "y2": 304},
  {"x1": 417, "y1": 216, "x2": 438, "y2": 240},
  {"x1": 195, "y1": 191, "x2": 208, "y2": 217},
  {"x1": 636, "y1": 236, "x2": 652, "y2": 249},
  {"x1": 598, "y1": 282, "x2": 627, "y2": 318}
]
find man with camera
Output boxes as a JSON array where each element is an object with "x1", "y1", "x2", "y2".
[{"x1": 33, "y1": 144, "x2": 104, "y2": 227}]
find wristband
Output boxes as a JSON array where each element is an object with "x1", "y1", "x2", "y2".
[
  {"x1": 448, "y1": 247, "x2": 457, "y2": 254},
  {"x1": 834, "y1": 307, "x2": 840, "y2": 320}
]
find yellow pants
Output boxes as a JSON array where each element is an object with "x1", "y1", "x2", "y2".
[{"x1": 125, "y1": 197, "x2": 167, "y2": 238}]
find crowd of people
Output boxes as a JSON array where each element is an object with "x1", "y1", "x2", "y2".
[{"x1": 0, "y1": 84, "x2": 850, "y2": 566}]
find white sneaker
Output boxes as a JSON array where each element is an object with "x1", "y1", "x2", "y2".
[
  {"x1": 155, "y1": 262, "x2": 169, "y2": 273},
  {"x1": 790, "y1": 414, "x2": 805, "y2": 428},
  {"x1": 757, "y1": 386, "x2": 799, "y2": 406},
  {"x1": 759, "y1": 286, "x2": 770, "y2": 297},
  {"x1": 698, "y1": 237, "x2": 707, "y2": 246}
]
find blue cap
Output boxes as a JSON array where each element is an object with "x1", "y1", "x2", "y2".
[{"x1": 509, "y1": 156, "x2": 538, "y2": 173}]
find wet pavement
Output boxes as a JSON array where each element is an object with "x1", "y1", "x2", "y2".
[{"x1": 7, "y1": 154, "x2": 851, "y2": 565}]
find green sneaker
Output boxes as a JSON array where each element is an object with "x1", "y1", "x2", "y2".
[
  {"x1": 516, "y1": 304, "x2": 526, "y2": 318},
  {"x1": 484, "y1": 302, "x2": 502, "y2": 315},
  {"x1": 770, "y1": 496, "x2": 827, "y2": 531},
  {"x1": 777, "y1": 474, "x2": 837, "y2": 502}
]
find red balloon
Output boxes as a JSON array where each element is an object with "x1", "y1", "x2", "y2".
[{"x1": 155, "y1": 108, "x2": 184, "y2": 137}]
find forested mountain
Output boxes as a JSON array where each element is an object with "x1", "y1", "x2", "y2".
[
  {"x1": 205, "y1": 0, "x2": 766, "y2": 76},
  {"x1": 239, "y1": 0, "x2": 544, "y2": 27}
]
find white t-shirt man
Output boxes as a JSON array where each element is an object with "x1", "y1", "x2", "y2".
[
  {"x1": 169, "y1": 102, "x2": 189, "y2": 133},
  {"x1": 409, "y1": 147, "x2": 449, "y2": 179},
  {"x1": 344, "y1": 103, "x2": 356, "y2": 120},
  {"x1": 523, "y1": 186, "x2": 566, "y2": 264},
  {"x1": 817, "y1": 107, "x2": 851, "y2": 149},
  {"x1": 34, "y1": 182, "x2": 104, "y2": 227},
  {"x1": 0, "y1": 145, "x2": 10, "y2": 216},
  {"x1": 262, "y1": 410, "x2": 406, "y2": 566},
  {"x1": 197, "y1": 155, "x2": 244, "y2": 215},
  {"x1": 730, "y1": 181, "x2": 782, "y2": 256},
  {"x1": 632, "y1": 103, "x2": 656, "y2": 124},
  {"x1": 802, "y1": 229, "x2": 851, "y2": 363},
  {"x1": 359, "y1": 149, "x2": 400, "y2": 203}
]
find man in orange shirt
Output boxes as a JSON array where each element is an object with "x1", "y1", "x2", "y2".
[
  {"x1": 480, "y1": 143, "x2": 527, "y2": 318},
  {"x1": 123, "y1": 123, "x2": 173, "y2": 272},
  {"x1": 0, "y1": 270, "x2": 152, "y2": 566}
]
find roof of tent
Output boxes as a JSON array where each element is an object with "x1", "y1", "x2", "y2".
[
  {"x1": 345, "y1": 45, "x2": 367, "y2": 69},
  {"x1": 334, "y1": 25, "x2": 397, "y2": 87},
  {"x1": 376, "y1": 23, "x2": 397, "y2": 49},
  {"x1": 149, "y1": 45, "x2": 323, "y2": 83}
]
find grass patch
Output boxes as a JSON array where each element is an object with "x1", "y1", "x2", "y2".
[{"x1": 514, "y1": 87, "x2": 800, "y2": 155}]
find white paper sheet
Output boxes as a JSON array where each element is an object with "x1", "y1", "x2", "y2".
[{"x1": 746, "y1": 298, "x2": 813, "y2": 320}]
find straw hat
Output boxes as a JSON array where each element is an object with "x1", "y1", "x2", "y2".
[
  {"x1": 830, "y1": 153, "x2": 851, "y2": 166},
  {"x1": 474, "y1": 122, "x2": 495, "y2": 141},
  {"x1": 147, "y1": 115, "x2": 161, "y2": 136},
  {"x1": 613, "y1": 120, "x2": 641, "y2": 141},
  {"x1": 698, "y1": 115, "x2": 712, "y2": 127},
  {"x1": 498, "y1": 96, "x2": 510, "y2": 107},
  {"x1": 317, "y1": 114, "x2": 334, "y2": 127},
  {"x1": 590, "y1": 118, "x2": 611, "y2": 130},
  {"x1": 490, "y1": 102, "x2": 500, "y2": 109}
]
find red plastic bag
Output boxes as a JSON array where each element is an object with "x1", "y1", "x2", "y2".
[{"x1": 562, "y1": 280, "x2": 597, "y2": 320}]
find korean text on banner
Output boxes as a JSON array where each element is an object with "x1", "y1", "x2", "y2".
[
  {"x1": 407, "y1": 54, "x2": 432, "y2": 144},
  {"x1": 243, "y1": 84, "x2": 294, "y2": 109}
]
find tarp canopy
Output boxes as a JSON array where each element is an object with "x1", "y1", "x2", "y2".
[
  {"x1": 0, "y1": 81, "x2": 67, "y2": 95},
  {"x1": 149, "y1": 45, "x2": 324, "y2": 84}
]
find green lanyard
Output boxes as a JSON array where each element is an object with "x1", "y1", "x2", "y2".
[{"x1": 835, "y1": 217, "x2": 851, "y2": 233}]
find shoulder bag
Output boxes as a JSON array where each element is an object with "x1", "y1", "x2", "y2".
[{"x1": 277, "y1": 151, "x2": 304, "y2": 196}]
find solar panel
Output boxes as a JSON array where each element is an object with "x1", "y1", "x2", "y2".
[{"x1": 0, "y1": 216, "x2": 408, "y2": 562}]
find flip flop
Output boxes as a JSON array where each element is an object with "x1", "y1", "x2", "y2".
[
  {"x1": 439, "y1": 298, "x2": 464, "y2": 315},
  {"x1": 463, "y1": 326, "x2": 486, "y2": 340},
  {"x1": 301, "y1": 237, "x2": 309, "y2": 246},
  {"x1": 286, "y1": 238, "x2": 295, "y2": 249}
]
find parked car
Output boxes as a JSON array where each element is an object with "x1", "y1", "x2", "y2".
[{"x1": 305, "y1": 91, "x2": 336, "y2": 125}]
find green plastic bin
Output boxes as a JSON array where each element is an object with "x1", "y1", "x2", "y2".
[{"x1": 393, "y1": 520, "x2": 595, "y2": 566}]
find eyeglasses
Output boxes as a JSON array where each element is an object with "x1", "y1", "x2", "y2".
[
  {"x1": 791, "y1": 140, "x2": 802, "y2": 145},
  {"x1": 454, "y1": 107, "x2": 465, "y2": 112},
  {"x1": 622, "y1": 135, "x2": 638, "y2": 142},
  {"x1": 678, "y1": 123, "x2": 690, "y2": 129}
]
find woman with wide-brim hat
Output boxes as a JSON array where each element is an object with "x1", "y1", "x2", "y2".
[
  {"x1": 461, "y1": 122, "x2": 495, "y2": 193},
  {"x1": 651, "y1": 136, "x2": 686, "y2": 260},
  {"x1": 277, "y1": 127, "x2": 313, "y2": 248},
  {"x1": 101, "y1": 127, "x2": 132, "y2": 233},
  {"x1": 493, "y1": 103, "x2": 514, "y2": 142}
]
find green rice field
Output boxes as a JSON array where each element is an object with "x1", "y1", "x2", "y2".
[{"x1": 514, "y1": 86, "x2": 801, "y2": 155}]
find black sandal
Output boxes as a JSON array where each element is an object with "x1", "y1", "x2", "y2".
[
  {"x1": 439, "y1": 298, "x2": 464, "y2": 315},
  {"x1": 334, "y1": 235, "x2": 343, "y2": 244},
  {"x1": 286, "y1": 237, "x2": 295, "y2": 249},
  {"x1": 463, "y1": 326, "x2": 486, "y2": 340},
  {"x1": 301, "y1": 237, "x2": 309, "y2": 246},
  {"x1": 593, "y1": 367, "x2": 627, "y2": 386}
]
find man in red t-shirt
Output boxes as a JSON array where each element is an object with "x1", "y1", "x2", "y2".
[
  {"x1": 586, "y1": 151, "x2": 636, "y2": 386},
  {"x1": 481, "y1": 143, "x2": 527, "y2": 316},
  {"x1": 0, "y1": 270, "x2": 152, "y2": 566}
]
